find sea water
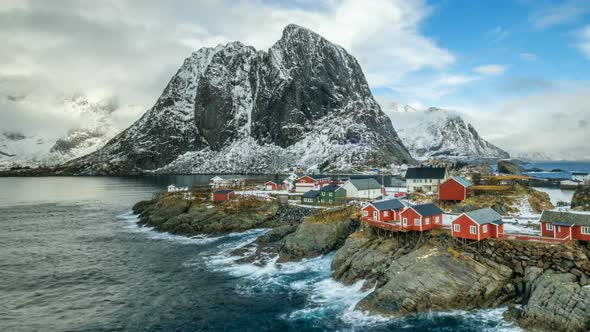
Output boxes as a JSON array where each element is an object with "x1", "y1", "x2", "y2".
[{"x1": 0, "y1": 177, "x2": 521, "y2": 331}]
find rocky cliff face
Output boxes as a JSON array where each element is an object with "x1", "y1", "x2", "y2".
[
  {"x1": 382, "y1": 105, "x2": 509, "y2": 161},
  {"x1": 332, "y1": 231, "x2": 513, "y2": 317},
  {"x1": 67, "y1": 24, "x2": 413, "y2": 175}
]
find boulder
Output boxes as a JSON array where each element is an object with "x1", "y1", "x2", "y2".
[
  {"x1": 497, "y1": 160, "x2": 523, "y2": 175},
  {"x1": 281, "y1": 217, "x2": 358, "y2": 261}
]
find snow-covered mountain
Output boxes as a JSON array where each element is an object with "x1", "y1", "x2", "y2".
[
  {"x1": 0, "y1": 95, "x2": 120, "y2": 169},
  {"x1": 382, "y1": 105, "x2": 509, "y2": 161},
  {"x1": 515, "y1": 152, "x2": 590, "y2": 162},
  {"x1": 64, "y1": 24, "x2": 413, "y2": 175}
]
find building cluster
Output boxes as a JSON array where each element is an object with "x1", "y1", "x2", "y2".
[
  {"x1": 294, "y1": 176, "x2": 385, "y2": 205},
  {"x1": 360, "y1": 197, "x2": 590, "y2": 243}
]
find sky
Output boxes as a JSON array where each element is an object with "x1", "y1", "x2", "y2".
[{"x1": 0, "y1": 0, "x2": 589, "y2": 158}]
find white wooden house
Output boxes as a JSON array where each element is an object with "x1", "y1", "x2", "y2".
[{"x1": 340, "y1": 178, "x2": 382, "y2": 199}]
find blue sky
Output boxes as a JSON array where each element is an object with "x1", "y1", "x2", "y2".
[
  {"x1": 1, "y1": 0, "x2": 589, "y2": 158},
  {"x1": 374, "y1": 0, "x2": 590, "y2": 108}
]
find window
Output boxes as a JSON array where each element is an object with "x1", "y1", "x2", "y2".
[
  {"x1": 435, "y1": 216, "x2": 440, "y2": 224},
  {"x1": 546, "y1": 223, "x2": 553, "y2": 231},
  {"x1": 414, "y1": 218, "x2": 421, "y2": 226},
  {"x1": 582, "y1": 227, "x2": 590, "y2": 235},
  {"x1": 453, "y1": 224, "x2": 460, "y2": 232},
  {"x1": 322, "y1": 192, "x2": 325, "y2": 196},
  {"x1": 329, "y1": 192, "x2": 333, "y2": 196},
  {"x1": 362, "y1": 210, "x2": 368, "y2": 217},
  {"x1": 482, "y1": 225, "x2": 488, "y2": 233},
  {"x1": 558, "y1": 226, "x2": 561, "y2": 232},
  {"x1": 384, "y1": 211, "x2": 389, "y2": 217},
  {"x1": 470, "y1": 226, "x2": 477, "y2": 234},
  {"x1": 425, "y1": 218, "x2": 430, "y2": 225},
  {"x1": 403, "y1": 218, "x2": 408, "y2": 226}
]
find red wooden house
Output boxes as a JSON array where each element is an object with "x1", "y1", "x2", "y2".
[
  {"x1": 295, "y1": 174, "x2": 330, "y2": 193},
  {"x1": 540, "y1": 210, "x2": 590, "y2": 242},
  {"x1": 439, "y1": 176, "x2": 472, "y2": 202},
  {"x1": 361, "y1": 199, "x2": 406, "y2": 222},
  {"x1": 212, "y1": 189, "x2": 235, "y2": 202},
  {"x1": 399, "y1": 203, "x2": 444, "y2": 231},
  {"x1": 451, "y1": 207, "x2": 504, "y2": 241},
  {"x1": 265, "y1": 181, "x2": 282, "y2": 191}
]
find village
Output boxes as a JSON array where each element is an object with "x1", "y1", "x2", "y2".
[{"x1": 165, "y1": 165, "x2": 590, "y2": 246}]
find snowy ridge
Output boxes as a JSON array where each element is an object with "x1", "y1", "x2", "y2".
[
  {"x1": 0, "y1": 95, "x2": 120, "y2": 169},
  {"x1": 67, "y1": 24, "x2": 413, "y2": 175},
  {"x1": 383, "y1": 105, "x2": 509, "y2": 161}
]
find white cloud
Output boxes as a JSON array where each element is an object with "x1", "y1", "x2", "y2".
[
  {"x1": 0, "y1": 0, "x2": 454, "y2": 137},
  {"x1": 450, "y1": 85, "x2": 590, "y2": 158},
  {"x1": 473, "y1": 64, "x2": 508, "y2": 76},
  {"x1": 390, "y1": 74, "x2": 478, "y2": 101},
  {"x1": 529, "y1": 0, "x2": 590, "y2": 29},
  {"x1": 485, "y1": 26, "x2": 510, "y2": 43},
  {"x1": 576, "y1": 26, "x2": 590, "y2": 59},
  {"x1": 520, "y1": 52, "x2": 537, "y2": 61}
]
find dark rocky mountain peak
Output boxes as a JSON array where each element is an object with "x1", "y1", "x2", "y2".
[{"x1": 65, "y1": 24, "x2": 414, "y2": 175}]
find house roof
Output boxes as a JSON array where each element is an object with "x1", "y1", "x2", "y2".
[
  {"x1": 214, "y1": 189, "x2": 234, "y2": 194},
  {"x1": 299, "y1": 174, "x2": 329, "y2": 180},
  {"x1": 540, "y1": 210, "x2": 590, "y2": 227},
  {"x1": 370, "y1": 199, "x2": 406, "y2": 211},
  {"x1": 448, "y1": 176, "x2": 472, "y2": 188},
  {"x1": 347, "y1": 178, "x2": 382, "y2": 190},
  {"x1": 408, "y1": 203, "x2": 444, "y2": 217},
  {"x1": 464, "y1": 207, "x2": 503, "y2": 225},
  {"x1": 405, "y1": 167, "x2": 447, "y2": 180},
  {"x1": 320, "y1": 184, "x2": 341, "y2": 192},
  {"x1": 302, "y1": 190, "x2": 321, "y2": 198},
  {"x1": 265, "y1": 180, "x2": 278, "y2": 184}
]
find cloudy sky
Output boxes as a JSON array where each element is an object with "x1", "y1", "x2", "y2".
[{"x1": 1, "y1": 0, "x2": 589, "y2": 158}]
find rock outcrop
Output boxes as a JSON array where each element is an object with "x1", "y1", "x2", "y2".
[
  {"x1": 497, "y1": 160, "x2": 524, "y2": 175},
  {"x1": 134, "y1": 195, "x2": 287, "y2": 235},
  {"x1": 507, "y1": 267, "x2": 590, "y2": 332},
  {"x1": 332, "y1": 231, "x2": 513, "y2": 317},
  {"x1": 571, "y1": 186, "x2": 590, "y2": 211},
  {"x1": 281, "y1": 216, "x2": 358, "y2": 261}
]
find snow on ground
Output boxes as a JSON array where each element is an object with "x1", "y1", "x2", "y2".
[
  {"x1": 533, "y1": 187, "x2": 575, "y2": 205},
  {"x1": 502, "y1": 218, "x2": 539, "y2": 235},
  {"x1": 442, "y1": 214, "x2": 456, "y2": 225}
]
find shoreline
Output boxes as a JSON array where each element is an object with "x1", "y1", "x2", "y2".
[{"x1": 130, "y1": 191, "x2": 590, "y2": 332}]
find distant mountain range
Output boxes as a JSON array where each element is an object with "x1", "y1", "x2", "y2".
[
  {"x1": 0, "y1": 95, "x2": 121, "y2": 170},
  {"x1": 381, "y1": 103, "x2": 510, "y2": 161}
]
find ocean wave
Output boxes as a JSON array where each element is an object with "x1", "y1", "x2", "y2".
[
  {"x1": 287, "y1": 278, "x2": 389, "y2": 327},
  {"x1": 418, "y1": 307, "x2": 523, "y2": 331}
]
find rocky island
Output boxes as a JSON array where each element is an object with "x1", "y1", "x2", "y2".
[{"x1": 132, "y1": 191, "x2": 590, "y2": 332}]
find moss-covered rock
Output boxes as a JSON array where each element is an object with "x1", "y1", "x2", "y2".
[{"x1": 281, "y1": 217, "x2": 358, "y2": 261}]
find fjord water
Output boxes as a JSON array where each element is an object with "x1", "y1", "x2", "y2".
[{"x1": 0, "y1": 177, "x2": 520, "y2": 331}]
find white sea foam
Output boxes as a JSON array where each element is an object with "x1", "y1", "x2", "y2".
[{"x1": 422, "y1": 307, "x2": 523, "y2": 331}]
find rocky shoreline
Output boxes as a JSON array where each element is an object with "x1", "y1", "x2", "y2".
[{"x1": 132, "y1": 194, "x2": 590, "y2": 332}]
